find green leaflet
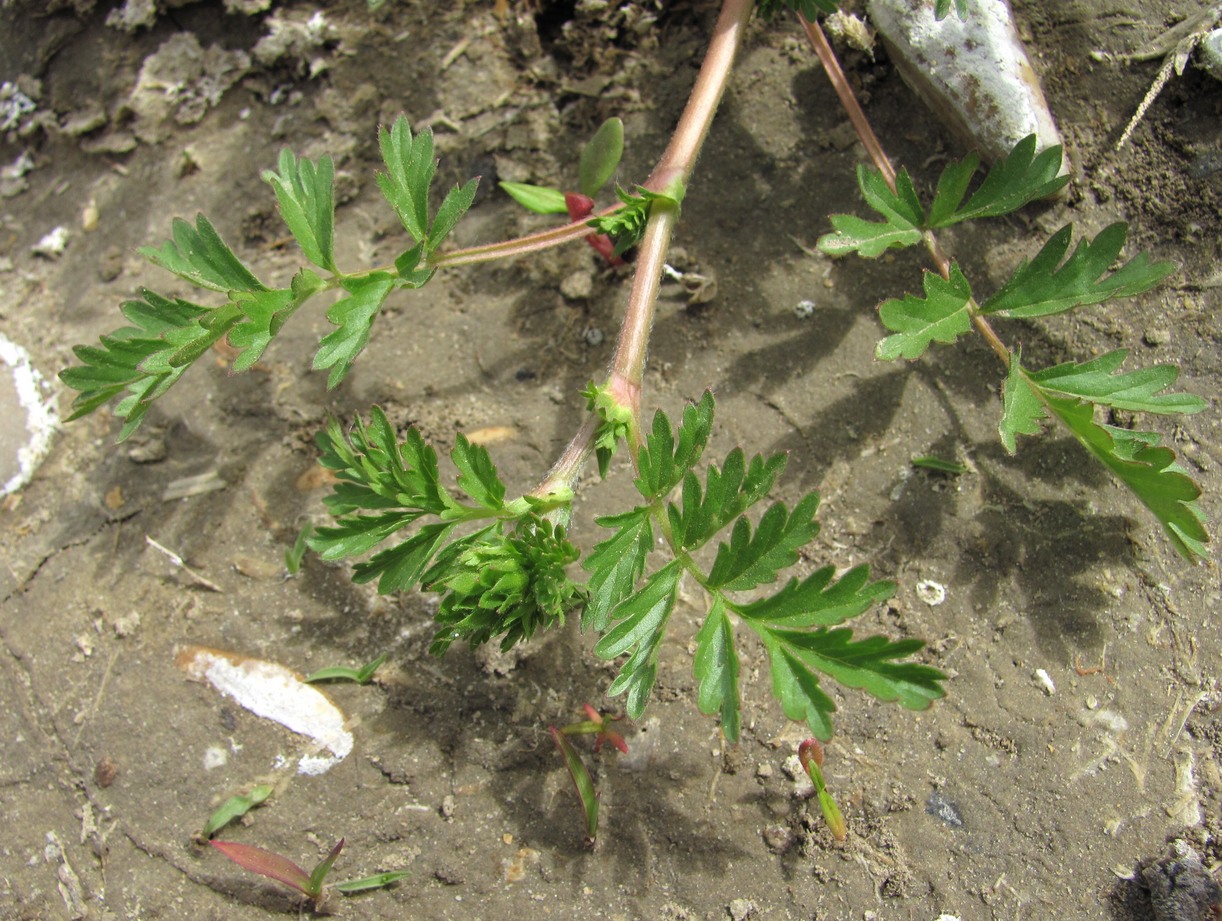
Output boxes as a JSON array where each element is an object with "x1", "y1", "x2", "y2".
[
  {"x1": 928, "y1": 135, "x2": 1067, "y2": 226},
  {"x1": 228, "y1": 269, "x2": 327, "y2": 371},
  {"x1": 693, "y1": 598, "x2": 741, "y2": 741},
  {"x1": 596, "y1": 560, "x2": 682, "y2": 718},
  {"x1": 139, "y1": 215, "x2": 265, "y2": 293},
  {"x1": 499, "y1": 181, "x2": 568, "y2": 215},
  {"x1": 376, "y1": 114, "x2": 478, "y2": 253},
  {"x1": 934, "y1": 0, "x2": 969, "y2": 20},
  {"x1": 314, "y1": 271, "x2": 397, "y2": 388},
  {"x1": 578, "y1": 116, "x2": 624, "y2": 198},
  {"x1": 732, "y1": 564, "x2": 895, "y2": 628},
  {"x1": 980, "y1": 223, "x2": 1176, "y2": 319},
  {"x1": 705, "y1": 492, "x2": 821, "y2": 592},
  {"x1": 263, "y1": 149, "x2": 337, "y2": 272},
  {"x1": 667, "y1": 449, "x2": 786, "y2": 552},
  {"x1": 452, "y1": 434, "x2": 507, "y2": 511},
  {"x1": 582, "y1": 509, "x2": 652, "y2": 631},
  {"x1": 998, "y1": 354, "x2": 1209, "y2": 560},
  {"x1": 876, "y1": 263, "x2": 974, "y2": 360},
  {"x1": 761, "y1": 626, "x2": 946, "y2": 740},
  {"x1": 818, "y1": 167, "x2": 923, "y2": 258},
  {"x1": 635, "y1": 391, "x2": 715, "y2": 500}
]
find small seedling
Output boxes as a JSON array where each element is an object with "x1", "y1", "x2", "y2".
[
  {"x1": 285, "y1": 522, "x2": 313, "y2": 575},
  {"x1": 549, "y1": 704, "x2": 629, "y2": 843},
  {"x1": 911, "y1": 456, "x2": 968, "y2": 475},
  {"x1": 304, "y1": 652, "x2": 388, "y2": 684},
  {"x1": 200, "y1": 783, "x2": 274, "y2": 839},
  {"x1": 501, "y1": 116, "x2": 626, "y2": 264},
  {"x1": 210, "y1": 837, "x2": 408, "y2": 908},
  {"x1": 799, "y1": 738, "x2": 846, "y2": 841}
]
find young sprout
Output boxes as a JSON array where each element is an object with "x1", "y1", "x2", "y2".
[
  {"x1": 210, "y1": 837, "x2": 408, "y2": 907},
  {"x1": 200, "y1": 783, "x2": 274, "y2": 839},
  {"x1": 799, "y1": 738, "x2": 847, "y2": 841},
  {"x1": 550, "y1": 704, "x2": 630, "y2": 844},
  {"x1": 304, "y1": 652, "x2": 388, "y2": 684}
]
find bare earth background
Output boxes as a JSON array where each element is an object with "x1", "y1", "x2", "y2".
[{"x1": 1, "y1": 1, "x2": 1220, "y2": 919}]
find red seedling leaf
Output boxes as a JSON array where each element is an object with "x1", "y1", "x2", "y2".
[
  {"x1": 210, "y1": 840, "x2": 313, "y2": 896},
  {"x1": 798, "y1": 738, "x2": 824, "y2": 771}
]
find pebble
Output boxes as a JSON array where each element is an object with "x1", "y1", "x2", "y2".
[
  {"x1": 916, "y1": 579, "x2": 947, "y2": 606},
  {"x1": 32, "y1": 226, "x2": 70, "y2": 258},
  {"x1": 728, "y1": 898, "x2": 757, "y2": 921},
  {"x1": 1143, "y1": 327, "x2": 1170, "y2": 346},
  {"x1": 794, "y1": 298, "x2": 815, "y2": 319},
  {"x1": 0, "y1": 332, "x2": 58, "y2": 497}
]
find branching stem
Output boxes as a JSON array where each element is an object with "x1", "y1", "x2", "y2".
[{"x1": 803, "y1": 16, "x2": 1010, "y2": 368}]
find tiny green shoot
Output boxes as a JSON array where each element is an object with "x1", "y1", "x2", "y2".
[
  {"x1": 911, "y1": 456, "x2": 968, "y2": 475},
  {"x1": 304, "y1": 652, "x2": 388, "y2": 685},
  {"x1": 200, "y1": 784, "x2": 274, "y2": 839},
  {"x1": 285, "y1": 522, "x2": 313, "y2": 574},
  {"x1": 799, "y1": 738, "x2": 846, "y2": 841},
  {"x1": 550, "y1": 726, "x2": 600, "y2": 844},
  {"x1": 210, "y1": 837, "x2": 408, "y2": 906}
]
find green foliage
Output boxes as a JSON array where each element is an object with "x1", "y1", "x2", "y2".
[
  {"x1": 979, "y1": 223, "x2": 1176, "y2": 319},
  {"x1": 582, "y1": 381, "x2": 636, "y2": 478},
  {"x1": 579, "y1": 116, "x2": 624, "y2": 198},
  {"x1": 819, "y1": 134, "x2": 1209, "y2": 561},
  {"x1": 934, "y1": 0, "x2": 969, "y2": 19},
  {"x1": 875, "y1": 264, "x2": 973, "y2": 360},
  {"x1": 305, "y1": 652, "x2": 388, "y2": 684},
  {"x1": 499, "y1": 181, "x2": 569, "y2": 214},
  {"x1": 589, "y1": 186, "x2": 681, "y2": 256},
  {"x1": 201, "y1": 784, "x2": 273, "y2": 838},
  {"x1": 585, "y1": 394, "x2": 945, "y2": 739},
  {"x1": 61, "y1": 115, "x2": 478, "y2": 435}
]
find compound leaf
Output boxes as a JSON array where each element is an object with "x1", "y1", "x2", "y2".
[
  {"x1": 693, "y1": 598, "x2": 741, "y2": 741},
  {"x1": 818, "y1": 166, "x2": 924, "y2": 258},
  {"x1": 139, "y1": 215, "x2": 265, "y2": 293},
  {"x1": 705, "y1": 492, "x2": 821, "y2": 592},
  {"x1": 980, "y1": 223, "x2": 1176, "y2": 319},
  {"x1": 583, "y1": 508, "x2": 653, "y2": 631},
  {"x1": 925, "y1": 151, "x2": 980, "y2": 228},
  {"x1": 353, "y1": 521, "x2": 457, "y2": 593},
  {"x1": 313, "y1": 271, "x2": 397, "y2": 388},
  {"x1": 589, "y1": 186, "x2": 679, "y2": 257},
  {"x1": 262, "y1": 149, "x2": 337, "y2": 272},
  {"x1": 733, "y1": 563, "x2": 894, "y2": 628},
  {"x1": 876, "y1": 263, "x2": 973, "y2": 360}
]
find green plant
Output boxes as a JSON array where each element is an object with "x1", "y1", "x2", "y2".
[
  {"x1": 304, "y1": 652, "x2": 388, "y2": 684},
  {"x1": 549, "y1": 705, "x2": 626, "y2": 844},
  {"x1": 60, "y1": 0, "x2": 1207, "y2": 820},
  {"x1": 210, "y1": 837, "x2": 408, "y2": 907},
  {"x1": 200, "y1": 784, "x2": 275, "y2": 839}
]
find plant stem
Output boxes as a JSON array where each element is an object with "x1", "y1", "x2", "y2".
[
  {"x1": 535, "y1": 0, "x2": 753, "y2": 494},
  {"x1": 803, "y1": 16, "x2": 1011, "y2": 369},
  {"x1": 432, "y1": 207, "x2": 621, "y2": 268}
]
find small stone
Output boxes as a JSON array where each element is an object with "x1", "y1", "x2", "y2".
[
  {"x1": 560, "y1": 270, "x2": 593, "y2": 301},
  {"x1": 439, "y1": 794, "x2": 456, "y2": 820},
  {"x1": 728, "y1": 898, "x2": 757, "y2": 921},
  {"x1": 583, "y1": 326, "x2": 604, "y2": 347},
  {"x1": 794, "y1": 298, "x2": 815, "y2": 319},
  {"x1": 755, "y1": 763, "x2": 773, "y2": 779},
  {"x1": 93, "y1": 757, "x2": 118, "y2": 788},
  {"x1": 925, "y1": 789, "x2": 964, "y2": 828},
  {"x1": 32, "y1": 226, "x2": 70, "y2": 259},
  {"x1": 762, "y1": 824, "x2": 792, "y2": 852},
  {"x1": 111, "y1": 612, "x2": 141, "y2": 638},
  {"x1": 916, "y1": 579, "x2": 947, "y2": 606},
  {"x1": 1143, "y1": 327, "x2": 1170, "y2": 346}
]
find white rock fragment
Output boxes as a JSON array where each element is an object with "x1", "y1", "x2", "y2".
[
  {"x1": 1033, "y1": 668, "x2": 1056, "y2": 695},
  {"x1": 203, "y1": 745, "x2": 229, "y2": 770},
  {"x1": 32, "y1": 226, "x2": 70, "y2": 258},
  {"x1": 0, "y1": 332, "x2": 58, "y2": 497},
  {"x1": 916, "y1": 579, "x2": 946, "y2": 606},
  {"x1": 177, "y1": 646, "x2": 353, "y2": 775},
  {"x1": 865, "y1": 0, "x2": 1065, "y2": 170},
  {"x1": 794, "y1": 299, "x2": 815, "y2": 319}
]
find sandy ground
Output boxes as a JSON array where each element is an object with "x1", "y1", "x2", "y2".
[{"x1": 1, "y1": 1, "x2": 1220, "y2": 919}]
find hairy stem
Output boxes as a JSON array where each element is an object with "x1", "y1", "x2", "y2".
[
  {"x1": 535, "y1": 0, "x2": 753, "y2": 494},
  {"x1": 432, "y1": 206, "x2": 621, "y2": 268},
  {"x1": 804, "y1": 16, "x2": 1011, "y2": 368}
]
